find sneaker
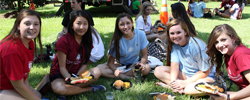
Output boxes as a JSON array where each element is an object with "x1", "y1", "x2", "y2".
[
  {"x1": 57, "y1": 95, "x2": 67, "y2": 100},
  {"x1": 91, "y1": 85, "x2": 106, "y2": 92}
]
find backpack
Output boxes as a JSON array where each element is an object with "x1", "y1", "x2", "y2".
[
  {"x1": 236, "y1": 7, "x2": 242, "y2": 19},
  {"x1": 147, "y1": 38, "x2": 167, "y2": 61}
]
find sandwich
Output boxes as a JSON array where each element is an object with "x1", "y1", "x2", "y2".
[
  {"x1": 153, "y1": 93, "x2": 175, "y2": 100},
  {"x1": 113, "y1": 80, "x2": 124, "y2": 89},
  {"x1": 70, "y1": 70, "x2": 93, "y2": 84},
  {"x1": 196, "y1": 83, "x2": 224, "y2": 94}
]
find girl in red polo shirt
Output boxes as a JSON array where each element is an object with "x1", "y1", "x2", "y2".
[
  {"x1": 0, "y1": 9, "x2": 43, "y2": 100},
  {"x1": 207, "y1": 24, "x2": 250, "y2": 100}
]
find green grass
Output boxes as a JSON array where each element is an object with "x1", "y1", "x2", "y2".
[{"x1": 0, "y1": 1, "x2": 250, "y2": 100}]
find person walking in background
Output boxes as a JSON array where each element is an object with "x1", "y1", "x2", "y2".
[
  {"x1": 0, "y1": 9, "x2": 43, "y2": 100},
  {"x1": 193, "y1": 0, "x2": 214, "y2": 18},
  {"x1": 97, "y1": 13, "x2": 151, "y2": 79},
  {"x1": 207, "y1": 24, "x2": 250, "y2": 100},
  {"x1": 135, "y1": 1, "x2": 166, "y2": 42},
  {"x1": 154, "y1": 19, "x2": 216, "y2": 96},
  {"x1": 170, "y1": 2, "x2": 197, "y2": 36},
  {"x1": 50, "y1": 10, "x2": 105, "y2": 100},
  {"x1": 57, "y1": 0, "x2": 105, "y2": 63}
]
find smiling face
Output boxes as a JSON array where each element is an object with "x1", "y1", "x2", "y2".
[
  {"x1": 73, "y1": 16, "x2": 89, "y2": 37},
  {"x1": 215, "y1": 33, "x2": 236, "y2": 55},
  {"x1": 118, "y1": 16, "x2": 133, "y2": 35},
  {"x1": 18, "y1": 15, "x2": 40, "y2": 42},
  {"x1": 169, "y1": 24, "x2": 188, "y2": 46}
]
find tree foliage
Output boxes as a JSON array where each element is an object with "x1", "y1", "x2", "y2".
[{"x1": 2, "y1": 0, "x2": 48, "y2": 11}]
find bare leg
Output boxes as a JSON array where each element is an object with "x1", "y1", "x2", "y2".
[
  {"x1": 184, "y1": 77, "x2": 215, "y2": 96},
  {"x1": 142, "y1": 64, "x2": 151, "y2": 76},
  {"x1": 154, "y1": 66, "x2": 172, "y2": 85},
  {"x1": 51, "y1": 78, "x2": 92, "y2": 95},
  {"x1": 0, "y1": 90, "x2": 26, "y2": 100},
  {"x1": 97, "y1": 63, "x2": 132, "y2": 79},
  {"x1": 147, "y1": 34, "x2": 159, "y2": 42},
  {"x1": 220, "y1": 13, "x2": 231, "y2": 18}
]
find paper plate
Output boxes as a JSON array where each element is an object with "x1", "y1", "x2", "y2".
[
  {"x1": 110, "y1": 80, "x2": 132, "y2": 91},
  {"x1": 151, "y1": 93, "x2": 176, "y2": 100},
  {"x1": 194, "y1": 82, "x2": 225, "y2": 94}
]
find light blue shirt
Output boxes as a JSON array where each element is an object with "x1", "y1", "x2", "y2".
[
  {"x1": 109, "y1": 29, "x2": 149, "y2": 65},
  {"x1": 189, "y1": 2, "x2": 197, "y2": 14},
  {"x1": 194, "y1": 1, "x2": 206, "y2": 18},
  {"x1": 171, "y1": 37, "x2": 216, "y2": 78}
]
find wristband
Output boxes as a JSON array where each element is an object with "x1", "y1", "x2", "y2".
[{"x1": 227, "y1": 94, "x2": 230, "y2": 100}]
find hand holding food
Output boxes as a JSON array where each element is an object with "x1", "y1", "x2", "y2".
[{"x1": 70, "y1": 70, "x2": 93, "y2": 84}]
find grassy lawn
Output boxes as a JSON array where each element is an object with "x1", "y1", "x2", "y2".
[{"x1": 0, "y1": 1, "x2": 250, "y2": 100}]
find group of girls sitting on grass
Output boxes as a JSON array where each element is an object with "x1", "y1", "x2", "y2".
[
  {"x1": 187, "y1": 0, "x2": 244, "y2": 19},
  {"x1": 1, "y1": 7, "x2": 250, "y2": 100}
]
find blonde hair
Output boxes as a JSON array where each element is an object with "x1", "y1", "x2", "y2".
[{"x1": 135, "y1": 1, "x2": 152, "y2": 25}]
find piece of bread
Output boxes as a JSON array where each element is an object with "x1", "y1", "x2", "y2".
[
  {"x1": 113, "y1": 80, "x2": 124, "y2": 89},
  {"x1": 80, "y1": 70, "x2": 90, "y2": 78}
]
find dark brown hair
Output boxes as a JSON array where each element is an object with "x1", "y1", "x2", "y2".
[
  {"x1": 206, "y1": 24, "x2": 241, "y2": 74},
  {"x1": 0, "y1": 9, "x2": 43, "y2": 61},
  {"x1": 110, "y1": 12, "x2": 134, "y2": 62}
]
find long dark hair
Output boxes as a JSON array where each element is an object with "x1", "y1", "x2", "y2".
[
  {"x1": 235, "y1": 0, "x2": 243, "y2": 7},
  {"x1": 68, "y1": 10, "x2": 92, "y2": 64},
  {"x1": 171, "y1": 2, "x2": 196, "y2": 36},
  {"x1": 0, "y1": 9, "x2": 43, "y2": 60},
  {"x1": 110, "y1": 13, "x2": 134, "y2": 62},
  {"x1": 206, "y1": 24, "x2": 241, "y2": 74}
]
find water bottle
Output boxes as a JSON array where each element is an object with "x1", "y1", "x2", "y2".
[
  {"x1": 134, "y1": 65, "x2": 142, "y2": 84},
  {"x1": 46, "y1": 44, "x2": 53, "y2": 56}
]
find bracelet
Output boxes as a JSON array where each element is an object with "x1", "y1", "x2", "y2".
[
  {"x1": 150, "y1": 30, "x2": 152, "y2": 33},
  {"x1": 227, "y1": 94, "x2": 230, "y2": 100}
]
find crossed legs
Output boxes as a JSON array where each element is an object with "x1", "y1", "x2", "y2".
[
  {"x1": 97, "y1": 63, "x2": 151, "y2": 79},
  {"x1": 154, "y1": 66, "x2": 215, "y2": 96},
  {"x1": 51, "y1": 67, "x2": 101, "y2": 95}
]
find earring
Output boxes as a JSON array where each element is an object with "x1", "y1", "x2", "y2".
[{"x1": 233, "y1": 41, "x2": 235, "y2": 44}]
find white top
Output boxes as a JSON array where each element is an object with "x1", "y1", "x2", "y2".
[
  {"x1": 135, "y1": 15, "x2": 152, "y2": 31},
  {"x1": 230, "y1": 3, "x2": 245, "y2": 19},
  {"x1": 90, "y1": 28, "x2": 105, "y2": 62}
]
